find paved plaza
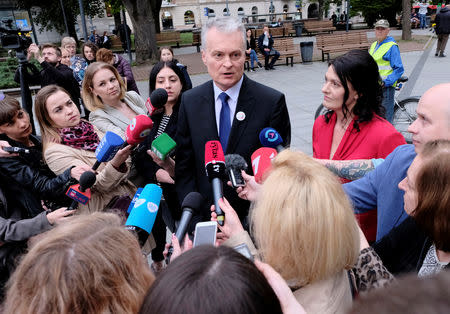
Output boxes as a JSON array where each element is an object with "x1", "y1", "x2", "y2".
[{"x1": 135, "y1": 29, "x2": 449, "y2": 155}]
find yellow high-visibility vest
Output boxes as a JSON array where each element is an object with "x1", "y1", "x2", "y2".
[{"x1": 369, "y1": 41, "x2": 398, "y2": 86}]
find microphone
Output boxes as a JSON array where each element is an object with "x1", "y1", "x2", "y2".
[
  {"x1": 2, "y1": 146, "x2": 30, "y2": 154},
  {"x1": 151, "y1": 133, "x2": 176, "y2": 160},
  {"x1": 125, "y1": 184, "x2": 162, "y2": 246},
  {"x1": 93, "y1": 131, "x2": 124, "y2": 171},
  {"x1": 145, "y1": 88, "x2": 167, "y2": 116},
  {"x1": 225, "y1": 154, "x2": 248, "y2": 188},
  {"x1": 166, "y1": 192, "x2": 204, "y2": 263},
  {"x1": 127, "y1": 187, "x2": 144, "y2": 214},
  {"x1": 251, "y1": 147, "x2": 277, "y2": 184},
  {"x1": 204, "y1": 140, "x2": 226, "y2": 226},
  {"x1": 259, "y1": 127, "x2": 285, "y2": 152},
  {"x1": 66, "y1": 171, "x2": 96, "y2": 210},
  {"x1": 121, "y1": 114, "x2": 154, "y2": 148}
]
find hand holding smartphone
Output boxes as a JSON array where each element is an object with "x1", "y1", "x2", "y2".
[{"x1": 193, "y1": 221, "x2": 217, "y2": 247}]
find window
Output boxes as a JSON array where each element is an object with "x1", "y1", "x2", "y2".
[
  {"x1": 251, "y1": 6, "x2": 258, "y2": 22},
  {"x1": 223, "y1": 8, "x2": 230, "y2": 16},
  {"x1": 184, "y1": 10, "x2": 195, "y2": 25}
]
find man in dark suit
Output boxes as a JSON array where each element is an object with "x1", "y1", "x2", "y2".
[
  {"x1": 258, "y1": 26, "x2": 280, "y2": 70},
  {"x1": 175, "y1": 17, "x2": 291, "y2": 227}
]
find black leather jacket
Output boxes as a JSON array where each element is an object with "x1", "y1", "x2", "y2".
[{"x1": 0, "y1": 134, "x2": 74, "y2": 217}]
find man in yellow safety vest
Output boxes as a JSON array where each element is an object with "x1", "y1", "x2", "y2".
[{"x1": 369, "y1": 19, "x2": 404, "y2": 123}]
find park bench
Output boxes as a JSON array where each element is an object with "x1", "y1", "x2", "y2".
[
  {"x1": 283, "y1": 22, "x2": 297, "y2": 37},
  {"x1": 156, "y1": 31, "x2": 181, "y2": 47},
  {"x1": 303, "y1": 20, "x2": 335, "y2": 35},
  {"x1": 316, "y1": 31, "x2": 370, "y2": 62},
  {"x1": 253, "y1": 27, "x2": 287, "y2": 38},
  {"x1": 110, "y1": 35, "x2": 122, "y2": 51},
  {"x1": 244, "y1": 37, "x2": 299, "y2": 71}
]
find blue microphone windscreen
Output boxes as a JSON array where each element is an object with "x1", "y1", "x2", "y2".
[
  {"x1": 95, "y1": 131, "x2": 124, "y2": 162},
  {"x1": 259, "y1": 127, "x2": 283, "y2": 148},
  {"x1": 127, "y1": 187, "x2": 144, "y2": 214},
  {"x1": 125, "y1": 184, "x2": 162, "y2": 234}
]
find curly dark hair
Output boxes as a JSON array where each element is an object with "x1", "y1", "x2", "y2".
[{"x1": 323, "y1": 49, "x2": 385, "y2": 132}]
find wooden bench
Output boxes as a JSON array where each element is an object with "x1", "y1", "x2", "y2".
[
  {"x1": 283, "y1": 22, "x2": 297, "y2": 37},
  {"x1": 244, "y1": 37, "x2": 299, "y2": 70},
  {"x1": 316, "y1": 31, "x2": 370, "y2": 62},
  {"x1": 303, "y1": 20, "x2": 336, "y2": 35},
  {"x1": 110, "y1": 35, "x2": 123, "y2": 51},
  {"x1": 156, "y1": 31, "x2": 181, "y2": 47},
  {"x1": 253, "y1": 27, "x2": 287, "y2": 38}
]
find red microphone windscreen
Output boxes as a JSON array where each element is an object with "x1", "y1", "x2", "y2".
[
  {"x1": 251, "y1": 147, "x2": 277, "y2": 184},
  {"x1": 205, "y1": 140, "x2": 226, "y2": 179},
  {"x1": 125, "y1": 115, "x2": 153, "y2": 145}
]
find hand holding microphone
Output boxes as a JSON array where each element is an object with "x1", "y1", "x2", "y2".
[
  {"x1": 205, "y1": 140, "x2": 226, "y2": 226},
  {"x1": 93, "y1": 131, "x2": 124, "y2": 171},
  {"x1": 210, "y1": 197, "x2": 244, "y2": 245},
  {"x1": 66, "y1": 171, "x2": 97, "y2": 210}
]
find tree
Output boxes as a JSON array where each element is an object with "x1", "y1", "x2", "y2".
[
  {"x1": 121, "y1": 0, "x2": 162, "y2": 64},
  {"x1": 18, "y1": 0, "x2": 104, "y2": 41},
  {"x1": 402, "y1": 0, "x2": 411, "y2": 40},
  {"x1": 351, "y1": 0, "x2": 402, "y2": 28}
]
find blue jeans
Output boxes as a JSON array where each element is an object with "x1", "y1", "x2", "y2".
[
  {"x1": 249, "y1": 49, "x2": 258, "y2": 68},
  {"x1": 419, "y1": 14, "x2": 427, "y2": 29},
  {"x1": 382, "y1": 86, "x2": 395, "y2": 123}
]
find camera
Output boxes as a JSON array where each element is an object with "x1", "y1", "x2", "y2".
[{"x1": 0, "y1": 18, "x2": 32, "y2": 53}]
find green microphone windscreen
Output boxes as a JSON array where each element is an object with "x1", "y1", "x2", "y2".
[{"x1": 151, "y1": 133, "x2": 176, "y2": 160}]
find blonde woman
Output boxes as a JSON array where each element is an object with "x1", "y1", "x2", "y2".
[
  {"x1": 4, "y1": 213, "x2": 154, "y2": 313},
  {"x1": 212, "y1": 150, "x2": 393, "y2": 313},
  {"x1": 34, "y1": 85, "x2": 136, "y2": 213},
  {"x1": 82, "y1": 62, "x2": 146, "y2": 139}
]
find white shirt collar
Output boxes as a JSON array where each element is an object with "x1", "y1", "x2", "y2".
[{"x1": 213, "y1": 76, "x2": 244, "y2": 103}]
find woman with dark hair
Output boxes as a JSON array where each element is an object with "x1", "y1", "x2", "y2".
[
  {"x1": 134, "y1": 61, "x2": 186, "y2": 274},
  {"x1": 139, "y1": 245, "x2": 285, "y2": 314},
  {"x1": 371, "y1": 139, "x2": 450, "y2": 276},
  {"x1": 314, "y1": 49, "x2": 406, "y2": 242},
  {"x1": 246, "y1": 29, "x2": 262, "y2": 71},
  {"x1": 158, "y1": 46, "x2": 192, "y2": 90},
  {"x1": 82, "y1": 42, "x2": 98, "y2": 65}
]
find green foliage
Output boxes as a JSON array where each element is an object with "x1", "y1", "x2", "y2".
[
  {"x1": 0, "y1": 58, "x2": 41, "y2": 89},
  {"x1": 351, "y1": 0, "x2": 402, "y2": 27},
  {"x1": 17, "y1": 0, "x2": 105, "y2": 34},
  {"x1": 105, "y1": 0, "x2": 124, "y2": 14}
]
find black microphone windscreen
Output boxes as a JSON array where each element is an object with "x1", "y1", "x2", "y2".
[
  {"x1": 181, "y1": 192, "x2": 204, "y2": 210},
  {"x1": 225, "y1": 154, "x2": 248, "y2": 171},
  {"x1": 150, "y1": 88, "x2": 168, "y2": 109},
  {"x1": 79, "y1": 171, "x2": 96, "y2": 189}
]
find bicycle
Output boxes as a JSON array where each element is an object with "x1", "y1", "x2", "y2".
[{"x1": 314, "y1": 76, "x2": 419, "y2": 144}]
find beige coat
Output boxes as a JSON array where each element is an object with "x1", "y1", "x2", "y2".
[{"x1": 44, "y1": 141, "x2": 136, "y2": 214}]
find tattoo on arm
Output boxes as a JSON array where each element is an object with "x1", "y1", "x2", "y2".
[{"x1": 323, "y1": 160, "x2": 375, "y2": 181}]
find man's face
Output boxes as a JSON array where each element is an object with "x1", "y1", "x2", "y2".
[
  {"x1": 202, "y1": 27, "x2": 245, "y2": 91},
  {"x1": 408, "y1": 85, "x2": 450, "y2": 153},
  {"x1": 263, "y1": 26, "x2": 269, "y2": 34},
  {"x1": 375, "y1": 27, "x2": 389, "y2": 42},
  {"x1": 0, "y1": 109, "x2": 32, "y2": 142},
  {"x1": 42, "y1": 48, "x2": 61, "y2": 65}
]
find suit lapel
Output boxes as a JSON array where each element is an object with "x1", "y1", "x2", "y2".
[
  {"x1": 227, "y1": 75, "x2": 256, "y2": 153},
  {"x1": 200, "y1": 81, "x2": 219, "y2": 141}
]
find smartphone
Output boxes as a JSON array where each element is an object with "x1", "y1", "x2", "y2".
[
  {"x1": 233, "y1": 243, "x2": 254, "y2": 261},
  {"x1": 228, "y1": 168, "x2": 245, "y2": 188},
  {"x1": 193, "y1": 221, "x2": 217, "y2": 247},
  {"x1": 2, "y1": 146, "x2": 30, "y2": 154}
]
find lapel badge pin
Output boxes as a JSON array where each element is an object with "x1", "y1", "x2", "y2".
[{"x1": 236, "y1": 111, "x2": 246, "y2": 121}]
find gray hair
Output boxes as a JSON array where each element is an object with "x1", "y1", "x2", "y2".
[{"x1": 201, "y1": 17, "x2": 246, "y2": 50}]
